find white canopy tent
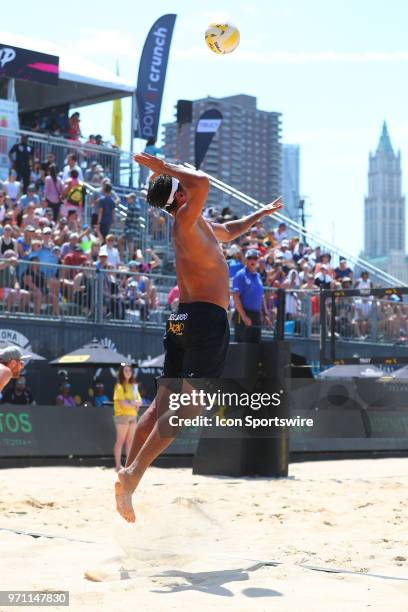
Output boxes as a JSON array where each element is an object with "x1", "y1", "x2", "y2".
[{"x1": 0, "y1": 32, "x2": 135, "y2": 111}]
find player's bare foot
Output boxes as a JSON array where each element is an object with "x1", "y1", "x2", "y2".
[{"x1": 114, "y1": 469, "x2": 139, "y2": 523}]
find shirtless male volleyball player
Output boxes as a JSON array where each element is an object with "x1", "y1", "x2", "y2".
[{"x1": 115, "y1": 152, "x2": 283, "y2": 522}]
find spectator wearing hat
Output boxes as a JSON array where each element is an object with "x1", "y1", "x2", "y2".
[
  {"x1": 17, "y1": 226, "x2": 35, "y2": 258},
  {"x1": 35, "y1": 228, "x2": 60, "y2": 286},
  {"x1": 226, "y1": 244, "x2": 244, "y2": 279},
  {"x1": 2, "y1": 375, "x2": 34, "y2": 405},
  {"x1": 61, "y1": 232, "x2": 80, "y2": 259},
  {"x1": 232, "y1": 249, "x2": 266, "y2": 343},
  {"x1": 0, "y1": 346, "x2": 30, "y2": 393},
  {"x1": 315, "y1": 253, "x2": 334, "y2": 277},
  {"x1": 93, "y1": 379, "x2": 109, "y2": 407},
  {"x1": 275, "y1": 239, "x2": 293, "y2": 261},
  {"x1": 314, "y1": 264, "x2": 333, "y2": 289},
  {"x1": 97, "y1": 183, "x2": 116, "y2": 239},
  {"x1": 56, "y1": 380, "x2": 76, "y2": 407},
  {"x1": 334, "y1": 258, "x2": 353, "y2": 280},
  {"x1": 19, "y1": 184, "x2": 40, "y2": 211},
  {"x1": 120, "y1": 193, "x2": 141, "y2": 260}
]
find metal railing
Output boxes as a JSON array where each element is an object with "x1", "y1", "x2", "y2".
[
  {"x1": 2, "y1": 257, "x2": 406, "y2": 354},
  {"x1": 0, "y1": 258, "x2": 177, "y2": 325}
]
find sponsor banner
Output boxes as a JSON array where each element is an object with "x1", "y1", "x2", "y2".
[
  {"x1": 0, "y1": 404, "x2": 198, "y2": 457},
  {"x1": 0, "y1": 44, "x2": 59, "y2": 85},
  {"x1": 195, "y1": 108, "x2": 223, "y2": 169},
  {"x1": 134, "y1": 14, "x2": 177, "y2": 139}
]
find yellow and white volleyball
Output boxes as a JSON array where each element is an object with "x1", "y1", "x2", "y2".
[{"x1": 205, "y1": 23, "x2": 240, "y2": 55}]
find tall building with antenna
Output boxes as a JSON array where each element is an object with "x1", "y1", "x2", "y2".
[{"x1": 364, "y1": 122, "x2": 407, "y2": 282}]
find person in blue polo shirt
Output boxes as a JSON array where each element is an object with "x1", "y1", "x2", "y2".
[{"x1": 232, "y1": 248, "x2": 265, "y2": 343}]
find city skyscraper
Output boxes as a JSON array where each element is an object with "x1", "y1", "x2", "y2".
[
  {"x1": 362, "y1": 122, "x2": 408, "y2": 283},
  {"x1": 282, "y1": 144, "x2": 300, "y2": 223},
  {"x1": 162, "y1": 95, "x2": 282, "y2": 212},
  {"x1": 364, "y1": 122, "x2": 405, "y2": 258}
]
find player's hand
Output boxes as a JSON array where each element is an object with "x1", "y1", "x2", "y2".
[
  {"x1": 260, "y1": 196, "x2": 283, "y2": 216},
  {"x1": 134, "y1": 152, "x2": 164, "y2": 173},
  {"x1": 243, "y1": 315, "x2": 252, "y2": 327}
]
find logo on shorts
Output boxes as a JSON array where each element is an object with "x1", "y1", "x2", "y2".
[
  {"x1": 168, "y1": 313, "x2": 188, "y2": 321},
  {"x1": 168, "y1": 321, "x2": 184, "y2": 335}
]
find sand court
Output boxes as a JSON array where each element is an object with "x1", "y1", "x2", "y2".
[{"x1": 1, "y1": 459, "x2": 408, "y2": 610}]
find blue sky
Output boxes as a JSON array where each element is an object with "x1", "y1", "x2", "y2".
[{"x1": 10, "y1": 0, "x2": 408, "y2": 255}]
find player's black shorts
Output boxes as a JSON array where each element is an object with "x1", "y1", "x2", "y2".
[{"x1": 162, "y1": 302, "x2": 230, "y2": 378}]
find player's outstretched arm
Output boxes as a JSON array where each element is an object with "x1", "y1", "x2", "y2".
[
  {"x1": 211, "y1": 197, "x2": 283, "y2": 242},
  {"x1": 134, "y1": 153, "x2": 208, "y2": 190}
]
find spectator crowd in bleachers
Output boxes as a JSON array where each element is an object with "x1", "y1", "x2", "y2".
[
  {"x1": 0, "y1": 129, "x2": 405, "y2": 340},
  {"x1": 1, "y1": 130, "x2": 160, "y2": 321}
]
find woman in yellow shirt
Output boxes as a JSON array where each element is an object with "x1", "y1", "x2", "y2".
[{"x1": 113, "y1": 364, "x2": 141, "y2": 472}]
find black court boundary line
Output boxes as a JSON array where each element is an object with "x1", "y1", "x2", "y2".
[
  {"x1": 1, "y1": 527, "x2": 407, "y2": 583},
  {"x1": 0, "y1": 527, "x2": 96, "y2": 544}
]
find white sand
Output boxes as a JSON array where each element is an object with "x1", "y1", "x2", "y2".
[{"x1": 0, "y1": 459, "x2": 408, "y2": 611}]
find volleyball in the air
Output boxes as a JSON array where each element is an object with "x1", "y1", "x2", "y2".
[{"x1": 205, "y1": 23, "x2": 240, "y2": 55}]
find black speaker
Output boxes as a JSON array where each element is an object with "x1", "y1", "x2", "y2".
[
  {"x1": 176, "y1": 100, "x2": 193, "y2": 124},
  {"x1": 193, "y1": 343, "x2": 260, "y2": 477},
  {"x1": 193, "y1": 341, "x2": 291, "y2": 478},
  {"x1": 245, "y1": 341, "x2": 290, "y2": 477}
]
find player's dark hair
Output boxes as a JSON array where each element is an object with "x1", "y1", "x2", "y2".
[{"x1": 146, "y1": 174, "x2": 176, "y2": 212}]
